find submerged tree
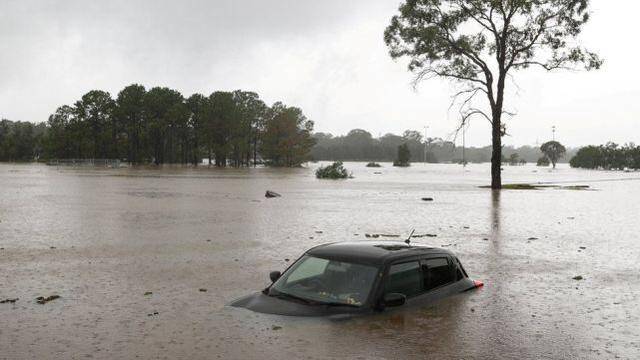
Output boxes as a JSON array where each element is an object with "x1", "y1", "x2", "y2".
[
  {"x1": 540, "y1": 140, "x2": 566, "y2": 168},
  {"x1": 394, "y1": 143, "x2": 411, "y2": 167},
  {"x1": 261, "y1": 102, "x2": 315, "y2": 167},
  {"x1": 385, "y1": 0, "x2": 602, "y2": 188}
]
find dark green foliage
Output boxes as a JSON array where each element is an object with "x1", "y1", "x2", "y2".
[
  {"x1": 540, "y1": 141, "x2": 567, "y2": 168},
  {"x1": 537, "y1": 157, "x2": 550, "y2": 167},
  {"x1": 0, "y1": 85, "x2": 312, "y2": 167},
  {"x1": 315, "y1": 161, "x2": 350, "y2": 179},
  {"x1": 385, "y1": 0, "x2": 601, "y2": 188},
  {"x1": 261, "y1": 102, "x2": 315, "y2": 167},
  {"x1": 393, "y1": 143, "x2": 411, "y2": 167},
  {"x1": 570, "y1": 143, "x2": 640, "y2": 170},
  {"x1": 0, "y1": 120, "x2": 46, "y2": 161}
]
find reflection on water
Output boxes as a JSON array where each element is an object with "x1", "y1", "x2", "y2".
[{"x1": 1, "y1": 162, "x2": 639, "y2": 359}]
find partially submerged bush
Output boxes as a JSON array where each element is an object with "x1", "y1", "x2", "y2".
[
  {"x1": 366, "y1": 162, "x2": 382, "y2": 168},
  {"x1": 537, "y1": 156, "x2": 550, "y2": 167},
  {"x1": 316, "y1": 161, "x2": 350, "y2": 179}
]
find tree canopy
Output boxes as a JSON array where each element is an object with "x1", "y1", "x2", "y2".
[
  {"x1": 1, "y1": 85, "x2": 315, "y2": 167},
  {"x1": 540, "y1": 140, "x2": 566, "y2": 168},
  {"x1": 385, "y1": 0, "x2": 601, "y2": 188}
]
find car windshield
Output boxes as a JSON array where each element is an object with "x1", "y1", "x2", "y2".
[{"x1": 269, "y1": 255, "x2": 379, "y2": 307}]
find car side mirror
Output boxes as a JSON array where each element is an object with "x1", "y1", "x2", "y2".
[
  {"x1": 383, "y1": 293, "x2": 406, "y2": 307},
  {"x1": 269, "y1": 271, "x2": 281, "y2": 283}
]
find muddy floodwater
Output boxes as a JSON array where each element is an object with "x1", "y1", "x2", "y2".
[{"x1": 1, "y1": 162, "x2": 639, "y2": 359}]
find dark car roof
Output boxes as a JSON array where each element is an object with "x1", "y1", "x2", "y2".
[{"x1": 306, "y1": 241, "x2": 455, "y2": 267}]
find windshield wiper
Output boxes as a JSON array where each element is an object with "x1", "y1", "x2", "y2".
[
  {"x1": 269, "y1": 291, "x2": 319, "y2": 305},
  {"x1": 317, "y1": 301, "x2": 360, "y2": 308}
]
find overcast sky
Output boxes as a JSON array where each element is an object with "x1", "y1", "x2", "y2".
[{"x1": 1, "y1": 0, "x2": 638, "y2": 147}]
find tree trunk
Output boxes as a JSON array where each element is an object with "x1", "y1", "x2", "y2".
[{"x1": 491, "y1": 119, "x2": 502, "y2": 189}]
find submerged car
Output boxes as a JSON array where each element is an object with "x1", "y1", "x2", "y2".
[{"x1": 231, "y1": 241, "x2": 483, "y2": 316}]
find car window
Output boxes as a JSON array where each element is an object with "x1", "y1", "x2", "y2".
[
  {"x1": 385, "y1": 261, "x2": 422, "y2": 298},
  {"x1": 422, "y1": 257, "x2": 455, "y2": 291},
  {"x1": 286, "y1": 257, "x2": 329, "y2": 283}
]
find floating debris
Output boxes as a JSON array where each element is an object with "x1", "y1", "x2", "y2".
[
  {"x1": 0, "y1": 298, "x2": 18, "y2": 304},
  {"x1": 199, "y1": 288, "x2": 208, "y2": 292},
  {"x1": 412, "y1": 234, "x2": 437, "y2": 238},
  {"x1": 147, "y1": 311, "x2": 159, "y2": 317},
  {"x1": 265, "y1": 190, "x2": 281, "y2": 198},
  {"x1": 365, "y1": 234, "x2": 400, "y2": 238},
  {"x1": 271, "y1": 325, "x2": 282, "y2": 331},
  {"x1": 144, "y1": 291, "x2": 153, "y2": 296},
  {"x1": 528, "y1": 237, "x2": 539, "y2": 241},
  {"x1": 572, "y1": 275, "x2": 585, "y2": 281},
  {"x1": 421, "y1": 197, "x2": 434, "y2": 202},
  {"x1": 36, "y1": 295, "x2": 60, "y2": 304}
]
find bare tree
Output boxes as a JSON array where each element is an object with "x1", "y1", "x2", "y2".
[{"x1": 385, "y1": 0, "x2": 602, "y2": 188}]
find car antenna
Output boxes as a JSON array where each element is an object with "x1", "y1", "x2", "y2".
[{"x1": 405, "y1": 229, "x2": 415, "y2": 245}]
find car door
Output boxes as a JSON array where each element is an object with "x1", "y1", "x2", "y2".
[{"x1": 399, "y1": 255, "x2": 460, "y2": 307}]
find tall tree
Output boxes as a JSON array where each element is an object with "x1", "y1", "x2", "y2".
[
  {"x1": 186, "y1": 93, "x2": 207, "y2": 166},
  {"x1": 115, "y1": 84, "x2": 147, "y2": 163},
  {"x1": 261, "y1": 102, "x2": 315, "y2": 167},
  {"x1": 385, "y1": 0, "x2": 602, "y2": 188},
  {"x1": 540, "y1": 140, "x2": 566, "y2": 168},
  {"x1": 74, "y1": 90, "x2": 115, "y2": 159},
  {"x1": 143, "y1": 87, "x2": 184, "y2": 164}
]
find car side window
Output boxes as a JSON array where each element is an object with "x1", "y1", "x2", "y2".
[
  {"x1": 422, "y1": 257, "x2": 455, "y2": 291},
  {"x1": 385, "y1": 261, "x2": 422, "y2": 298}
]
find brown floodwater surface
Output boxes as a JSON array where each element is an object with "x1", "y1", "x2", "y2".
[{"x1": 1, "y1": 162, "x2": 639, "y2": 359}]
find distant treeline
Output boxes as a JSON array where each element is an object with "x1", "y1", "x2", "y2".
[
  {"x1": 570, "y1": 143, "x2": 640, "y2": 170},
  {"x1": 0, "y1": 120, "x2": 47, "y2": 162},
  {"x1": 311, "y1": 129, "x2": 576, "y2": 164},
  {"x1": 0, "y1": 85, "x2": 315, "y2": 166}
]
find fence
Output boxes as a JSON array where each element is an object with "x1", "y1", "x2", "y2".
[{"x1": 46, "y1": 159, "x2": 121, "y2": 168}]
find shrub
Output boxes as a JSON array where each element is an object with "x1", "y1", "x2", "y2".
[
  {"x1": 536, "y1": 157, "x2": 550, "y2": 167},
  {"x1": 316, "y1": 161, "x2": 350, "y2": 179},
  {"x1": 366, "y1": 162, "x2": 382, "y2": 168}
]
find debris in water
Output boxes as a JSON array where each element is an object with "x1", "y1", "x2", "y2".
[
  {"x1": 36, "y1": 295, "x2": 60, "y2": 304},
  {"x1": 147, "y1": 311, "x2": 159, "y2": 317},
  {"x1": 463, "y1": 226, "x2": 470, "y2": 229},
  {"x1": 284, "y1": 258, "x2": 290, "y2": 262},
  {"x1": 366, "y1": 234, "x2": 400, "y2": 238},
  {"x1": 528, "y1": 237, "x2": 539, "y2": 241},
  {"x1": 421, "y1": 197, "x2": 434, "y2": 202},
  {"x1": 144, "y1": 291, "x2": 153, "y2": 296},
  {"x1": 271, "y1": 325, "x2": 282, "y2": 331},
  {"x1": 315, "y1": 231, "x2": 323, "y2": 234},
  {"x1": 572, "y1": 275, "x2": 585, "y2": 281},
  {"x1": 199, "y1": 288, "x2": 207, "y2": 292},
  {"x1": 49, "y1": 246, "x2": 56, "y2": 249},
  {"x1": 265, "y1": 190, "x2": 281, "y2": 198},
  {"x1": 579, "y1": 247, "x2": 587, "y2": 250},
  {"x1": 412, "y1": 234, "x2": 437, "y2": 238},
  {"x1": 0, "y1": 298, "x2": 18, "y2": 304}
]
